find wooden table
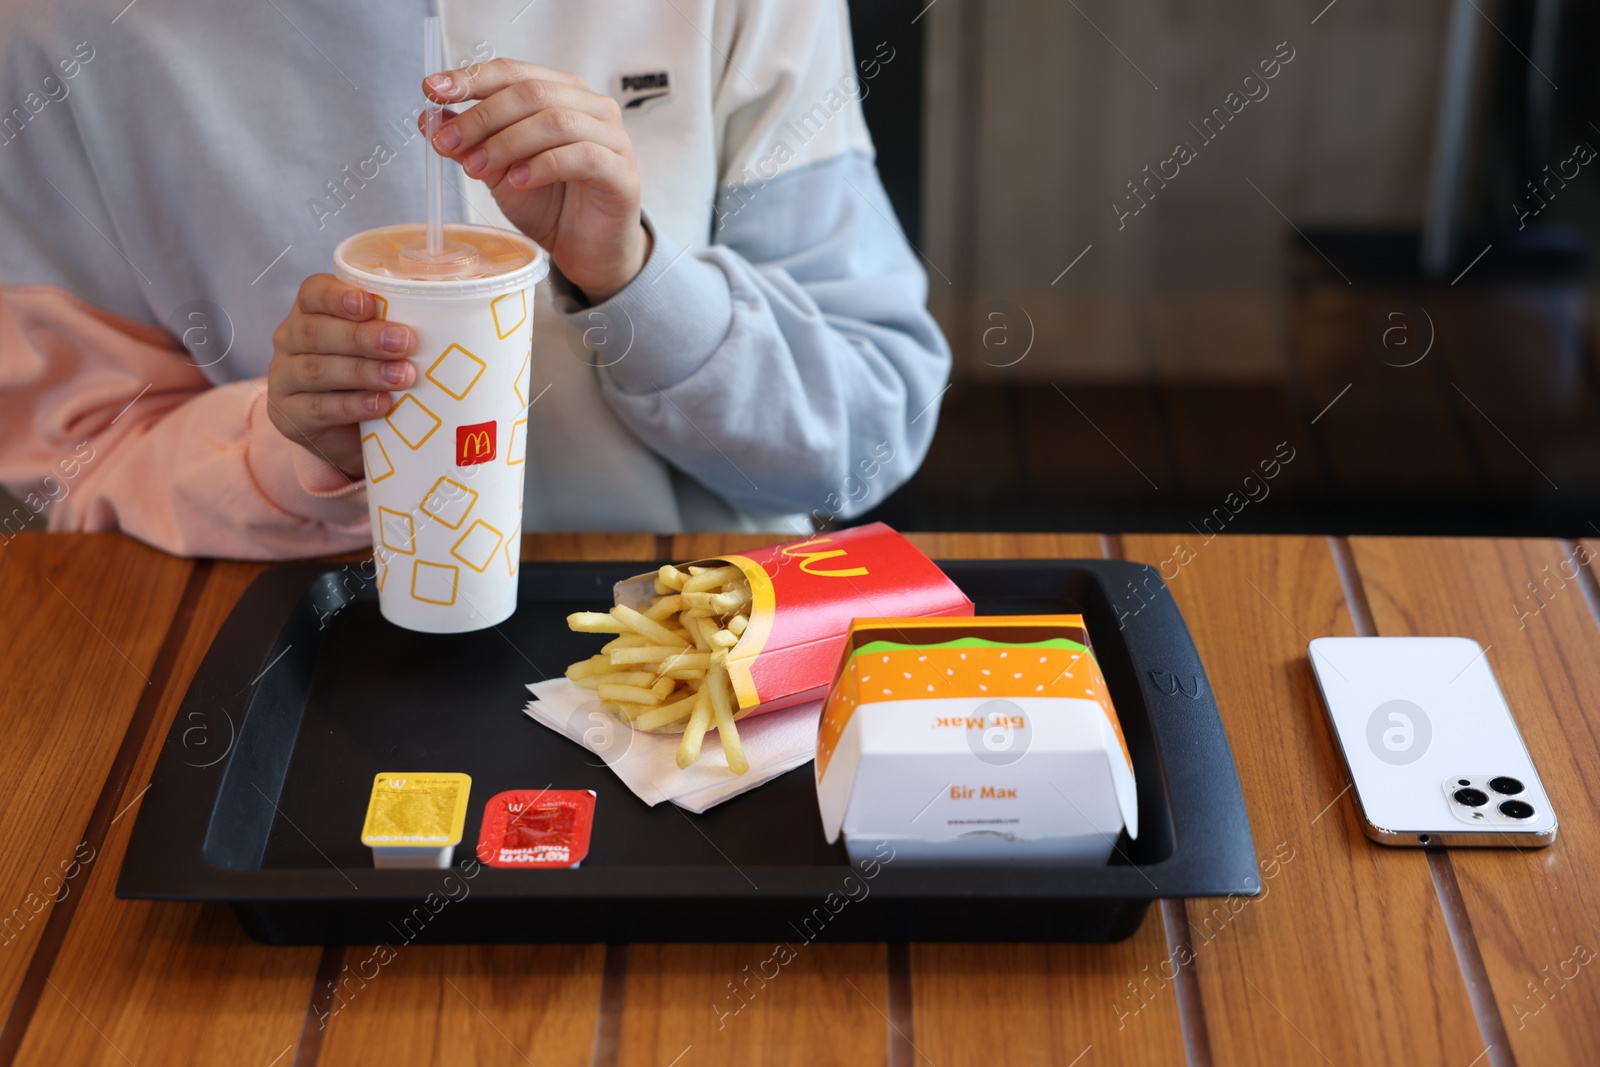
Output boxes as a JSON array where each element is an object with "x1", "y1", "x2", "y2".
[{"x1": 0, "y1": 531, "x2": 1596, "y2": 1067}]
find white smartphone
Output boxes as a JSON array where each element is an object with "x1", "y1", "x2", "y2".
[{"x1": 1307, "y1": 636, "x2": 1557, "y2": 847}]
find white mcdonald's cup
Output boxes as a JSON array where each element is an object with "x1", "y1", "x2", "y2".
[{"x1": 333, "y1": 222, "x2": 548, "y2": 633}]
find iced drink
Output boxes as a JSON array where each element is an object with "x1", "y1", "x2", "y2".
[{"x1": 333, "y1": 222, "x2": 548, "y2": 633}]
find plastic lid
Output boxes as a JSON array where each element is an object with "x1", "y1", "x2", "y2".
[{"x1": 333, "y1": 223, "x2": 548, "y2": 299}]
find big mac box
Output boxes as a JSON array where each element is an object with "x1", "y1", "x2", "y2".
[
  {"x1": 815, "y1": 616, "x2": 1138, "y2": 864},
  {"x1": 610, "y1": 523, "x2": 973, "y2": 718}
]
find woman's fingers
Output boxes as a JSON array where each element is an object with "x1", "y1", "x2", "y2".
[
  {"x1": 278, "y1": 351, "x2": 414, "y2": 395},
  {"x1": 268, "y1": 276, "x2": 425, "y2": 475},
  {"x1": 462, "y1": 109, "x2": 629, "y2": 183},
  {"x1": 268, "y1": 303, "x2": 418, "y2": 434},
  {"x1": 296, "y1": 273, "x2": 377, "y2": 319},
  {"x1": 283, "y1": 314, "x2": 415, "y2": 363},
  {"x1": 417, "y1": 60, "x2": 638, "y2": 202},
  {"x1": 431, "y1": 80, "x2": 618, "y2": 159},
  {"x1": 412, "y1": 59, "x2": 646, "y2": 302},
  {"x1": 415, "y1": 106, "x2": 460, "y2": 137},
  {"x1": 277, "y1": 387, "x2": 394, "y2": 430},
  {"x1": 509, "y1": 141, "x2": 633, "y2": 195},
  {"x1": 270, "y1": 350, "x2": 411, "y2": 431},
  {"x1": 424, "y1": 57, "x2": 583, "y2": 105}
]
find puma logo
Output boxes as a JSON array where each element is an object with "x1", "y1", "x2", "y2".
[
  {"x1": 624, "y1": 91, "x2": 668, "y2": 109},
  {"x1": 618, "y1": 70, "x2": 672, "y2": 112}
]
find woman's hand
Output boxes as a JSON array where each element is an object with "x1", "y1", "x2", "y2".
[
  {"x1": 266, "y1": 274, "x2": 417, "y2": 478},
  {"x1": 422, "y1": 58, "x2": 651, "y2": 304}
]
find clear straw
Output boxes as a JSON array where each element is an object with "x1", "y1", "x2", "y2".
[{"x1": 423, "y1": 16, "x2": 444, "y2": 257}]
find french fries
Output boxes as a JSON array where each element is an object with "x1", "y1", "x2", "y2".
[{"x1": 564, "y1": 562, "x2": 753, "y2": 773}]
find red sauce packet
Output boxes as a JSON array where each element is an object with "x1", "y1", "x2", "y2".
[{"x1": 476, "y1": 789, "x2": 596, "y2": 868}]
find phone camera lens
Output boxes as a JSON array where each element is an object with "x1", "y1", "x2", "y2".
[
  {"x1": 1457, "y1": 778, "x2": 1471, "y2": 786},
  {"x1": 1499, "y1": 799, "x2": 1535, "y2": 819},
  {"x1": 1489, "y1": 776, "x2": 1524, "y2": 796},
  {"x1": 1453, "y1": 787, "x2": 1489, "y2": 807}
]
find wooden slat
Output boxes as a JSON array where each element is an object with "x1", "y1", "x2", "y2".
[
  {"x1": 908, "y1": 534, "x2": 1186, "y2": 1066},
  {"x1": 675, "y1": 531, "x2": 1114, "y2": 561},
  {"x1": 1120, "y1": 534, "x2": 1483, "y2": 1065},
  {"x1": 667, "y1": 533, "x2": 793, "y2": 562},
  {"x1": 617, "y1": 943, "x2": 888, "y2": 1067},
  {"x1": 522, "y1": 532, "x2": 658, "y2": 562},
  {"x1": 317, "y1": 944, "x2": 607, "y2": 1067},
  {"x1": 1351, "y1": 536, "x2": 1600, "y2": 1064},
  {"x1": 904, "y1": 532, "x2": 1102, "y2": 560},
  {"x1": 319, "y1": 534, "x2": 654, "y2": 1066},
  {"x1": 11, "y1": 561, "x2": 322, "y2": 1067},
  {"x1": 0, "y1": 555, "x2": 211, "y2": 1063},
  {"x1": 0, "y1": 535, "x2": 190, "y2": 1009},
  {"x1": 915, "y1": 940, "x2": 1185, "y2": 1067}
]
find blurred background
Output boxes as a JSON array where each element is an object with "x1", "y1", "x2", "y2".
[
  {"x1": 5, "y1": 0, "x2": 1598, "y2": 538},
  {"x1": 853, "y1": 0, "x2": 1600, "y2": 535}
]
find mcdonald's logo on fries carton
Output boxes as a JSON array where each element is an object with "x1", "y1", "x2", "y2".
[
  {"x1": 814, "y1": 616, "x2": 1138, "y2": 865},
  {"x1": 612, "y1": 523, "x2": 973, "y2": 717}
]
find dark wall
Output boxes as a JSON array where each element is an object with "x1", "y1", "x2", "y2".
[{"x1": 848, "y1": 1, "x2": 925, "y2": 246}]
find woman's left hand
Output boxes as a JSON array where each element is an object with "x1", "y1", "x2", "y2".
[{"x1": 422, "y1": 58, "x2": 651, "y2": 303}]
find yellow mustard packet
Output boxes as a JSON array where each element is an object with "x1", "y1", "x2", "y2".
[{"x1": 360, "y1": 772, "x2": 472, "y2": 847}]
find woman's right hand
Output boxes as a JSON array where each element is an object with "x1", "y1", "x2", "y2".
[{"x1": 267, "y1": 274, "x2": 417, "y2": 478}]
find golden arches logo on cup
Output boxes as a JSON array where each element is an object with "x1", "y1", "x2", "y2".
[{"x1": 455, "y1": 421, "x2": 496, "y2": 466}]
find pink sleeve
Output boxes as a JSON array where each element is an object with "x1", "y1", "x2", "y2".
[{"x1": 0, "y1": 284, "x2": 373, "y2": 559}]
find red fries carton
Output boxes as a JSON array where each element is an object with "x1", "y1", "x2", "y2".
[{"x1": 614, "y1": 523, "x2": 973, "y2": 717}]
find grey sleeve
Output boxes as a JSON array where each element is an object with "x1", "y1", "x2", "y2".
[{"x1": 552, "y1": 150, "x2": 950, "y2": 527}]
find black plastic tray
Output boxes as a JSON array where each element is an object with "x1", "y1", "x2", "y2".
[{"x1": 118, "y1": 558, "x2": 1257, "y2": 944}]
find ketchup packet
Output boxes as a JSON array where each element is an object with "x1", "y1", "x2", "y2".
[{"x1": 476, "y1": 789, "x2": 596, "y2": 868}]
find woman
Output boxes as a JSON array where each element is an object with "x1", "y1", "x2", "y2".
[{"x1": 0, "y1": 0, "x2": 947, "y2": 557}]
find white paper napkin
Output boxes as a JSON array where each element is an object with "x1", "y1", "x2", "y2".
[{"x1": 524, "y1": 678, "x2": 821, "y2": 813}]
